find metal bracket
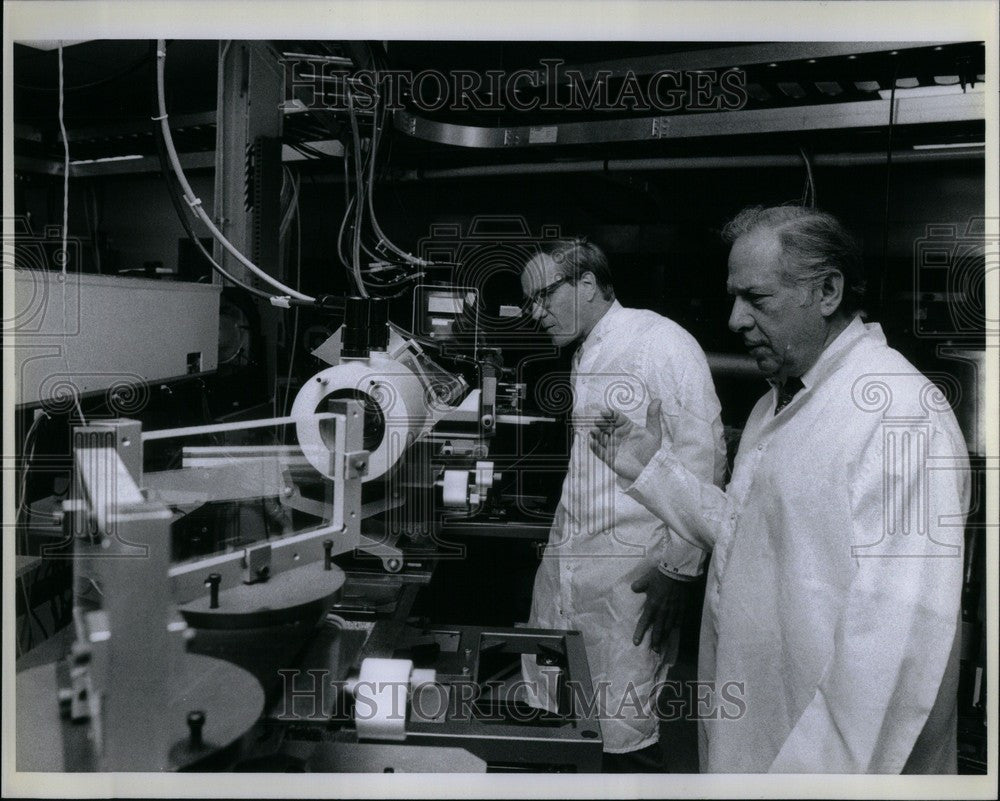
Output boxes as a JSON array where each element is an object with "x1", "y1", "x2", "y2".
[
  {"x1": 397, "y1": 111, "x2": 418, "y2": 136},
  {"x1": 345, "y1": 449, "x2": 370, "y2": 480},
  {"x1": 243, "y1": 542, "x2": 272, "y2": 584},
  {"x1": 651, "y1": 117, "x2": 671, "y2": 139},
  {"x1": 357, "y1": 533, "x2": 404, "y2": 574}
]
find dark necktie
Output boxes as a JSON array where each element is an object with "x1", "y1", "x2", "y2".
[{"x1": 775, "y1": 376, "x2": 804, "y2": 415}]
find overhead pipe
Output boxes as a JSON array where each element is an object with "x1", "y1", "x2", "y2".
[
  {"x1": 395, "y1": 146, "x2": 983, "y2": 182},
  {"x1": 705, "y1": 352, "x2": 765, "y2": 380}
]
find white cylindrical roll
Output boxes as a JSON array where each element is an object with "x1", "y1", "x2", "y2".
[
  {"x1": 442, "y1": 469, "x2": 469, "y2": 507},
  {"x1": 291, "y1": 353, "x2": 428, "y2": 482}
]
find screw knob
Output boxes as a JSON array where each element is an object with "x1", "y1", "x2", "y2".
[
  {"x1": 187, "y1": 710, "x2": 206, "y2": 748},
  {"x1": 206, "y1": 573, "x2": 222, "y2": 609},
  {"x1": 323, "y1": 540, "x2": 334, "y2": 571}
]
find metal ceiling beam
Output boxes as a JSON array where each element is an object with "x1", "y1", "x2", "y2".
[
  {"x1": 394, "y1": 88, "x2": 985, "y2": 149},
  {"x1": 539, "y1": 41, "x2": 962, "y2": 82},
  {"x1": 395, "y1": 147, "x2": 985, "y2": 182},
  {"x1": 57, "y1": 111, "x2": 218, "y2": 145},
  {"x1": 15, "y1": 150, "x2": 216, "y2": 178}
]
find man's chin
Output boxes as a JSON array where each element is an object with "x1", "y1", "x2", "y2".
[{"x1": 752, "y1": 355, "x2": 780, "y2": 377}]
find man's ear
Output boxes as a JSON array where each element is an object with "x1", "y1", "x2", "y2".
[
  {"x1": 578, "y1": 270, "x2": 599, "y2": 302},
  {"x1": 818, "y1": 270, "x2": 845, "y2": 317}
]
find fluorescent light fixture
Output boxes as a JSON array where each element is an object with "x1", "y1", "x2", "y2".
[
  {"x1": 69, "y1": 154, "x2": 145, "y2": 166},
  {"x1": 18, "y1": 40, "x2": 92, "y2": 51},
  {"x1": 912, "y1": 142, "x2": 985, "y2": 150},
  {"x1": 878, "y1": 84, "x2": 984, "y2": 99}
]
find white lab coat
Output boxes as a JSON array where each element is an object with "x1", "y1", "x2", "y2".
[
  {"x1": 627, "y1": 318, "x2": 970, "y2": 772},
  {"x1": 522, "y1": 301, "x2": 726, "y2": 754}
]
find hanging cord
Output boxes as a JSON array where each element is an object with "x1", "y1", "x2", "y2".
[
  {"x1": 798, "y1": 146, "x2": 816, "y2": 208},
  {"x1": 57, "y1": 43, "x2": 87, "y2": 426},
  {"x1": 58, "y1": 44, "x2": 69, "y2": 276},
  {"x1": 154, "y1": 40, "x2": 314, "y2": 302},
  {"x1": 17, "y1": 48, "x2": 153, "y2": 93},
  {"x1": 16, "y1": 412, "x2": 52, "y2": 650},
  {"x1": 282, "y1": 193, "x2": 303, "y2": 415},
  {"x1": 150, "y1": 43, "x2": 274, "y2": 300},
  {"x1": 879, "y1": 65, "x2": 899, "y2": 314},
  {"x1": 346, "y1": 89, "x2": 369, "y2": 297},
  {"x1": 363, "y1": 98, "x2": 429, "y2": 268}
]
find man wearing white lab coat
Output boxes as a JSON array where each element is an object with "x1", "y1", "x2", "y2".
[
  {"x1": 520, "y1": 238, "x2": 727, "y2": 771},
  {"x1": 590, "y1": 206, "x2": 970, "y2": 773}
]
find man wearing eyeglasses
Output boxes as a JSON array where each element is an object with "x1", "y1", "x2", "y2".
[{"x1": 519, "y1": 238, "x2": 727, "y2": 771}]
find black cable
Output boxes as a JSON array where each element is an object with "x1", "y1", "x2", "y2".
[
  {"x1": 347, "y1": 90, "x2": 368, "y2": 295},
  {"x1": 21, "y1": 572, "x2": 50, "y2": 642},
  {"x1": 879, "y1": 67, "x2": 899, "y2": 315},
  {"x1": 798, "y1": 146, "x2": 816, "y2": 208},
  {"x1": 16, "y1": 46, "x2": 156, "y2": 93}
]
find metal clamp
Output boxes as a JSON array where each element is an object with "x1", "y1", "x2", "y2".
[
  {"x1": 242, "y1": 542, "x2": 272, "y2": 584},
  {"x1": 344, "y1": 449, "x2": 370, "y2": 480},
  {"x1": 651, "y1": 116, "x2": 671, "y2": 139}
]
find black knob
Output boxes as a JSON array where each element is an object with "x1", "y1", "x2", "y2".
[
  {"x1": 187, "y1": 710, "x2": 206, "y2": 748},
  {"x1": 206, "y1": 573, "x2": 222, "y2": 609},
  {"x1": 323, "y1": 540, "x2": 334, "y2": 571}
]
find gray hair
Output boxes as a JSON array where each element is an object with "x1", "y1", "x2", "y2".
[
  {"x1": 721, "y1": 205, "x2": 866, "y2": 315},
  {"x1": 535, "y1": 237, "x2": 615, "y2": 301}
]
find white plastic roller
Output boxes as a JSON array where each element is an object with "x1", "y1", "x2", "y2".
[
  {"x1": 291, "y1": 352, "x2": 430, "y2": 482},
  {"x1": 345, "y1": 658, "x2": 438, "y2": 741}
]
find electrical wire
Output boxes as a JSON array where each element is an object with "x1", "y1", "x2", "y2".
[
  {"x1": 338, "y1": 77, "x2": 434, "y2": 294},
  {"x1": 328, "y1": 48, "x2": 461, "y2": 299},
  {"x1": 89, "y1": 184, "x2": 102, "y2": 273},
  {"x1": 16, "y1": 413, "x2": 48, "y2": 555},
  {"x1": 16, "y1": 412, "x2": 52, "y2": 651},
  {"x1": 151, "y1": 57, "x2": 274, "y2": 301},
  {"x1": 282, "y1": 186, "x2": 303, "y2": 415},
  {"x1": 155, "y1": 39, "x2": 314, "y2": 302},
  {"x1": 363, "y1": 101, "x2": 430, "y2": 268},
  {"x1": 279, "y1": 166, "x2": 300, "y2": 241},
  {"x1": 879, "y1": 69, "x2": 899, "y2": 313},
  {"x1": 346, "y1": 90, "x2": 369, "y2": 297},
  {"x1": 57, "y1": 43, "x2": 87, "y2": 427},
  {"x1": 20, "y1": 567, "x2": 49, "y2": 645},
  {"x1": 798, "y1": 146, "x2": 816, "y2": 208},
  {"x1": 16, "y1": 47, "x2": 154, "y2": 93},
  {"x1": 58, "y1": 45, "x2": 69, "y2": 278}
]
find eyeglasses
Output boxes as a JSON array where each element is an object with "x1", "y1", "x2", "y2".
[{"x1": 523, "y1": 276, "x2": 571, "y2": 312}]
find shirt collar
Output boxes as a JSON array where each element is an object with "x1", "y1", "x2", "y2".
[
  {"x1": 768, "y1": 314, "x2": 870, "y2": 393},
  {"x1": 577, "y1": 299, "x2": 622, "y2": 354}
]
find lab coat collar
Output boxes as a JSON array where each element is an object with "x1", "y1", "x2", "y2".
[{"x1": 575, "y1": 299, "x2": 623, "y2": 358}]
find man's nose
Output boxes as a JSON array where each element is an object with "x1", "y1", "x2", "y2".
[
  {"x1": 728, "y1": 298, "x2": 752, "y2": 333},
  {"x1": 529, "y1": 302, "x2": 545, "y2": 321}
]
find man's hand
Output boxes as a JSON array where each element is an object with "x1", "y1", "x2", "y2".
[
  {"x1": 588, "y1": 398, "x2": 664, "y2": 484},
  {"x1": 631, "y1": 564, "x2": 691, "y2": 654}
]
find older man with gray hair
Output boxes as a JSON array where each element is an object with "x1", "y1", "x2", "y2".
[{"x1": 590, "y1": 205, "x2": 970, "y2": 773}]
